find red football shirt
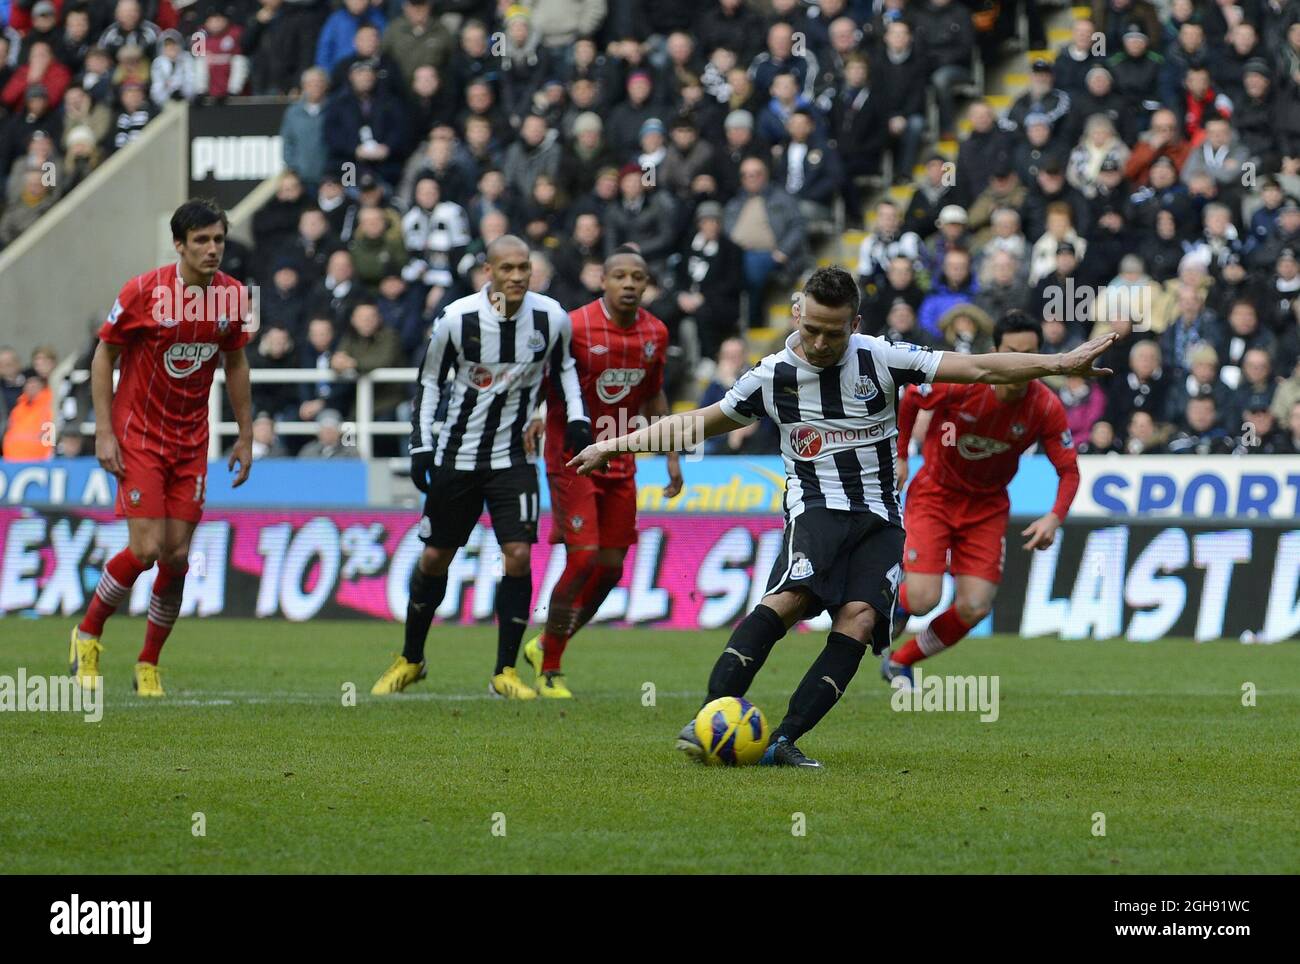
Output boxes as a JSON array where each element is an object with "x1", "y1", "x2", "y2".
[
  {"x1": 899, "y1": 380, "x2": 1080, "y2": 518},
  {"x1": 544, "y1": 297, "x2": 669, "y2": 479},
  {"x1": 99, "y1": 263, "x2": 252, "y2": 461}
]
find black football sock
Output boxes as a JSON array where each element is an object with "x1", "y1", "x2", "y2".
[
  {"x1": 772, "y1": 632, "x2": 865, "y2": 744},
  {"x1": 402, "y1": 567, "x2": 448, "y2": 664},
  {"x1": 494, "y1": 574, "x2": 532, "y2": 675},
  {"x1": 704, "y1": 604, "x2": 789, "y2": 705}
]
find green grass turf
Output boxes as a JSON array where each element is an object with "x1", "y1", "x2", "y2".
[{"x1": 1, "y1": 618, "x2": 1298, "y2": 874}]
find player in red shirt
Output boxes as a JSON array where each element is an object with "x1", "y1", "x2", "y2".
[
  {"x1": 521, "y1": 247, "x2": 681, "y2": 697},
  {"x1": 881, "y1": 310, "x2": 1080, "y2": 687},
  {"x1": 69, "y1": 200, "x2": 255, "y2": 697}
]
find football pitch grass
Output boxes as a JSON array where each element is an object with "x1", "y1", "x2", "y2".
[{"x1": 3, "y1": 619, "x2": 1298, "y2": 874}]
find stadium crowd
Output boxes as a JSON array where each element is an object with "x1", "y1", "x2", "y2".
[{"x1": 4, "y1": 0, "x2": 1300, "y2": 459}]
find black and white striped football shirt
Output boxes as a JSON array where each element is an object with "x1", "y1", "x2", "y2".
[
  {"x1": 720, "y1": 332, "x2": 944, "y2": 522},
  {"x1": 410, "y1": 285, "x2": 588, "y2": 470}
]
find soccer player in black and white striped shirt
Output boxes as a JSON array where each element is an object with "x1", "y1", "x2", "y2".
[
  {"x1": 372, "y1": 235, "x2": 591, "y2": 699},
  {"x1": 570, "y1": 267, "x2": 1116, "y2": 767}
]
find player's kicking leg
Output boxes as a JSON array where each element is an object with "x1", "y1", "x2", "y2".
[{"x1": 674, "y1": 587, "x2": 807, "y2": 760}]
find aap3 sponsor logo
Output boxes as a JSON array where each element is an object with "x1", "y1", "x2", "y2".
[
  {"x1": 163, "y1": 342, "x2": 219, "y2": 378},
  {"x1": 596, "y1": 367, "x2": 646, "y2": 404}
]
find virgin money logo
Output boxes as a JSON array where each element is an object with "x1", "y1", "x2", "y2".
[
  {"x1": 790, "y1": 425, "x2": 823, "y2": 458},
  {"x1": 957, "y1": 434, "x2": 1011, "y2": 460},
  {"x1": 596, "y1": 368, "x2": 646, "y2": 404},
  {"x1": 468, "y1": 365, "x2": 494, "y2": 389},
  {"x1": 163, "y1": 342, "x2": 219, "y2": 378}
]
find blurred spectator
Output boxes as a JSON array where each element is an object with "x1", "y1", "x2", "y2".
[
  {"x1": 150, "y1": 29, "x2": 196, "y2": 105},
  {"x1": 1, "y1": 367, "x2": 53, "y2": 460},
  {"x1": 61, "y1": 84, "x2": 111, "y2": 152},
  {"x1": 976, "y1": 248, "x2": 1029, "y2": 319},
  {"x1": 604, "y1": 161, "x2": 678, "y2": 275},
  {"x1": 0, "y1": 168, "x2": 55, "y2": 246},
  {"x1": 400, "y1": 174, "x2": 469, "y2": 291},
  {"x1": 1054, "y1": 18, "x2": 1104, "y2": 99},
  {"x1": 919, "y1": 248, "x2": 976, "y2": 338},
  {"x1": 246, "y1": 411, "x2": 289, "y2": 459},
  {"x1": 3, "y1": 40, "x2": 70, "y2": 110},
  {"x1": 381, "y1": 0, "x2": 452, "y2": 86},
  {"x1": 830, "y1": 54, "x2": 883, "y2": 221},
  {"x1": 1077, "y1": 418, "x2": 1122, "y2": 454},
  {"x1": 1058, "y1": 374, "x2": 1106, "y2": 443},
  {"x1": 676, "y1": 200, "x2": 743, "y2": 360},
  {"x1": 310, "y1": 249, "x2": 363, "y2": 326},
  {"x1": 279, "y1": 67, "x2": 328, "y2": 187},
  {"x1": 1125, "y1": 108, "x2": 1189, "y2": 186},
  {"x1": 1215, "y1": 302, "x2": 1276, "y2": 388},
  {"x1": 248, "y1": 326, "x2": 301, "y2": 419},
  {"x1": 502, "y1": 113, "x2": 560, "y2": 203},
  {"x1": 699, "y1": 337, "x2": 778, "y2": 454},
  {"x1": 856, "y1": 199, "x2": 922, "y2": 290},
  {"x1": 937, "y1": 302, "x2": 993, "y2": 354},
  {"x1": 875, "y1": 19, "x2": 927, "y2": 185},
  {"x1": 333, "y1": 300, "x2": 403, "y2": 417},
  {"x1": 1105, "y1": 338, "x2": 1169, "y2": 426},
  {"x1": 324, "y1": 59, "x2": 408, "y2": 186},
  {"x1": 1167, "y1": 395, "x2": 1235, "y2": 453},
  {"x1": 771, "y1": 108, "x2": 840, "y2": 227},
  {"x1": 725, "y1": 155, "x2": 808, "y2": 328},
  {"x1": 316, "y1": 0, "x2": 386, "y2": 73},
  {"x1": 97, "y1": 0, "x2": 159, "y2": 59},
  {"x1": 298, "y1": 315, "x2": 347, "y2": 421},
  {"x1": 349, "y1": 205, "x2": 407, "y2": 287},
  {"x1": 902, "y1": 155, "x2": 957, "y2": 241},
  {"x1": 1123, "y1": 409, "x2": 1165, "y2": 454},
  {"x1": 1274, "y1": 399, "x2": 1300, "y2": 453},
  {"x1": 260, "y1": 256, "x2": 309, "y2": 335},
  {"x1": 879, "y1": 297, "x2": 933, "y2": 348},
  {"x1": 109, "y1": 80, "x2": 155, "y2": 152},
  {"x1": 298, "y1": 407, "x2": 358, "y2": 458},
  {"x1": 7, "y1": 130, "x2": 61, "y2": 205},
  {"x1": 1165, "y1": 343, "x2": 1234, "y2": 427},
  {"x1": 57, "y1": 427, "x2": 86, "y2": 458}
]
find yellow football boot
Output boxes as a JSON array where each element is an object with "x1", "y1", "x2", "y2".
[
  {"x1": 68, "y1": 627, "x2": 102, "y2": 690},
  {"x1": 536, "y1": 671, "x2": 573, "y2": 699},
  {"x1": 133, "y1": 662, "x2": 165, "y2": 698},
  {"x1": 488, "y1": 666, "x2": 536, "y2": 700},
  {"x1": 523, "y1": 634, "x2": 545, "y2": 678},
  {"x1": 371, "y1": 655, "x2": 427, "y2": 695}
]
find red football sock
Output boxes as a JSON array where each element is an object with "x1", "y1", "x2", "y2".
[
  {"x1": 572, "y1": 564, "x2": 622, "y2": 633},
  {"x1": 891, "y1": 605, "x2": 972, "y2": 666},
  {"x1": 139, "y1": 562, "x2": 187, "y2": 665},
  {"x1": 79, "y1": 548, "x2": 150, "y2": 637},
  {"x1": 540, "y1": 549, "x2": 596, "y2": 672}
]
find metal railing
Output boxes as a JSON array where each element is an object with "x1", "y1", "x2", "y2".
[
  {"x1": 61, "y1": 365, "x2": 419, "y2": 460},
  {"x1": 207, "y1": 367, "x2": 418, "y2": 459}
]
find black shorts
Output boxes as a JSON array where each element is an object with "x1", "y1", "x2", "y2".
[
  {"x1": 419, "y1": 462, "x2": 541, "y2": 548},
  {"x1": 764, "y1": 506, "x2": 905, "y2": 654}
]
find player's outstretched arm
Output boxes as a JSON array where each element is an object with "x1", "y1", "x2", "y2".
[
  {"x1": 567, "y1": 403, "x2": 744, "y2": 476},
  {"x1": 223, "y1": 348, "x2": 254, "y2": 487},
  {"x1": 936, "y1": 333, "x2": 1118, "y2": 385},
  {"x1": 91, "y1": 341, "x2": 124, "y2": 478}
]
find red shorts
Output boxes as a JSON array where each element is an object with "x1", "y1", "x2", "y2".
[
  {"x1": 903, "y1": 482, "x2": 1007, "y2": 583},
  {"x1": 547, "y1": 470, "x2": 638, "y2": 548},
  {"x1": 115, "y1": 444, "x2": 208, "y2": 523}
]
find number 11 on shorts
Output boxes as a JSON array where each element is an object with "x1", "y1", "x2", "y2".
[{"x1": 519, "y1": 491, "x2": 538, "y2": 522}]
